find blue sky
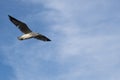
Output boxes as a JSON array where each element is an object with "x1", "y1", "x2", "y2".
[{"x1": 0, "y1": 0, "x2": 120, "y2": 80}]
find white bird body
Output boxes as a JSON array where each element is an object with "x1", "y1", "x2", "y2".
[
  {"x1": 19, "y1": 33, "x2": 32, "y2": 40},
  {"x1": 18, "y1": 32, "x2": 38, "y2": 40}
]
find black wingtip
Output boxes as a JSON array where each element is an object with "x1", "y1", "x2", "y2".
[
  {"x1": 8, "y1": 15, "x2": 13, "y2": 19},
  {"x1": 44, "y1": 38, "x2": 51, "y2": 41},
  {"x1": 8, "y1": 15, "x2": 10, "y2": 17},
  {"x1": 8, "y1": 15, "x2": 13, "y2": 20},
  {"x1": 47, "y1": 39, "x2": 51, "y2": 41},
  {"x1": 45, "y1": 37, "x2": 51, "y2": 41}
]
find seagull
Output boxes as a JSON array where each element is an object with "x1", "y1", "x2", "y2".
[{"x1": 8, "y1": 15, "x2": 51, "y2": 41}]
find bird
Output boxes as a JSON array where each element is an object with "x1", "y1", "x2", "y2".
[{"x1": 8, "y1": 15, "x2": 51, "y2": 41}]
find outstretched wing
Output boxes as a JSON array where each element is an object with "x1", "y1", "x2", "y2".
[
  {"x1": 8, "y1": 15, "x2": 32, "y2": 34},
  {"x1": 34, "y1": 34, "x2": 51, "y2": 41}
]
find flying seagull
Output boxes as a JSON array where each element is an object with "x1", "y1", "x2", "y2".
[{"x1": 8, "y1": 15, "x2": 51, "y2": 41}]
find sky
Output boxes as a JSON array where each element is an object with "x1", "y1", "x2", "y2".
[{"x1": 0, "y1": 0, "x2": 120, "y2": 80}]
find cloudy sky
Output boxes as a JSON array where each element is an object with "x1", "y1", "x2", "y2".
[{"x1": 0, "y1": 0, "x2": 120, "y2": 80}]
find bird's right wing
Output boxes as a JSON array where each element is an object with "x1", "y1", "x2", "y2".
[
  {"x1": 8, "y1": 15, "x2": 32, "y2": 34},
  {"x1": 34, "y1": 34, "x2": 51, "y2": 41}
]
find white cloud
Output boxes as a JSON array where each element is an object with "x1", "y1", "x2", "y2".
[{"x1": 2, "y1": 0, "x2": 120, "y2": 80}]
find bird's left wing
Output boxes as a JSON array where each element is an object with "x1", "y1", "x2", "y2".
[{"x1": 8, "y1": 15, "x2": 32, "y2": 34}]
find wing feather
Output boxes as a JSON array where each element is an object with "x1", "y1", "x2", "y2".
[
  {"x1": 34, "y1": 34, "x2": 51, "y2": 41},
  {"x1": 8, "y1": 15, "x2": 32, "y2": 34}
]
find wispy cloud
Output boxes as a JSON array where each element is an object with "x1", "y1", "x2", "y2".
[{"x1": 2, "y1": 0, "x2": 120, "y2": 80}]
